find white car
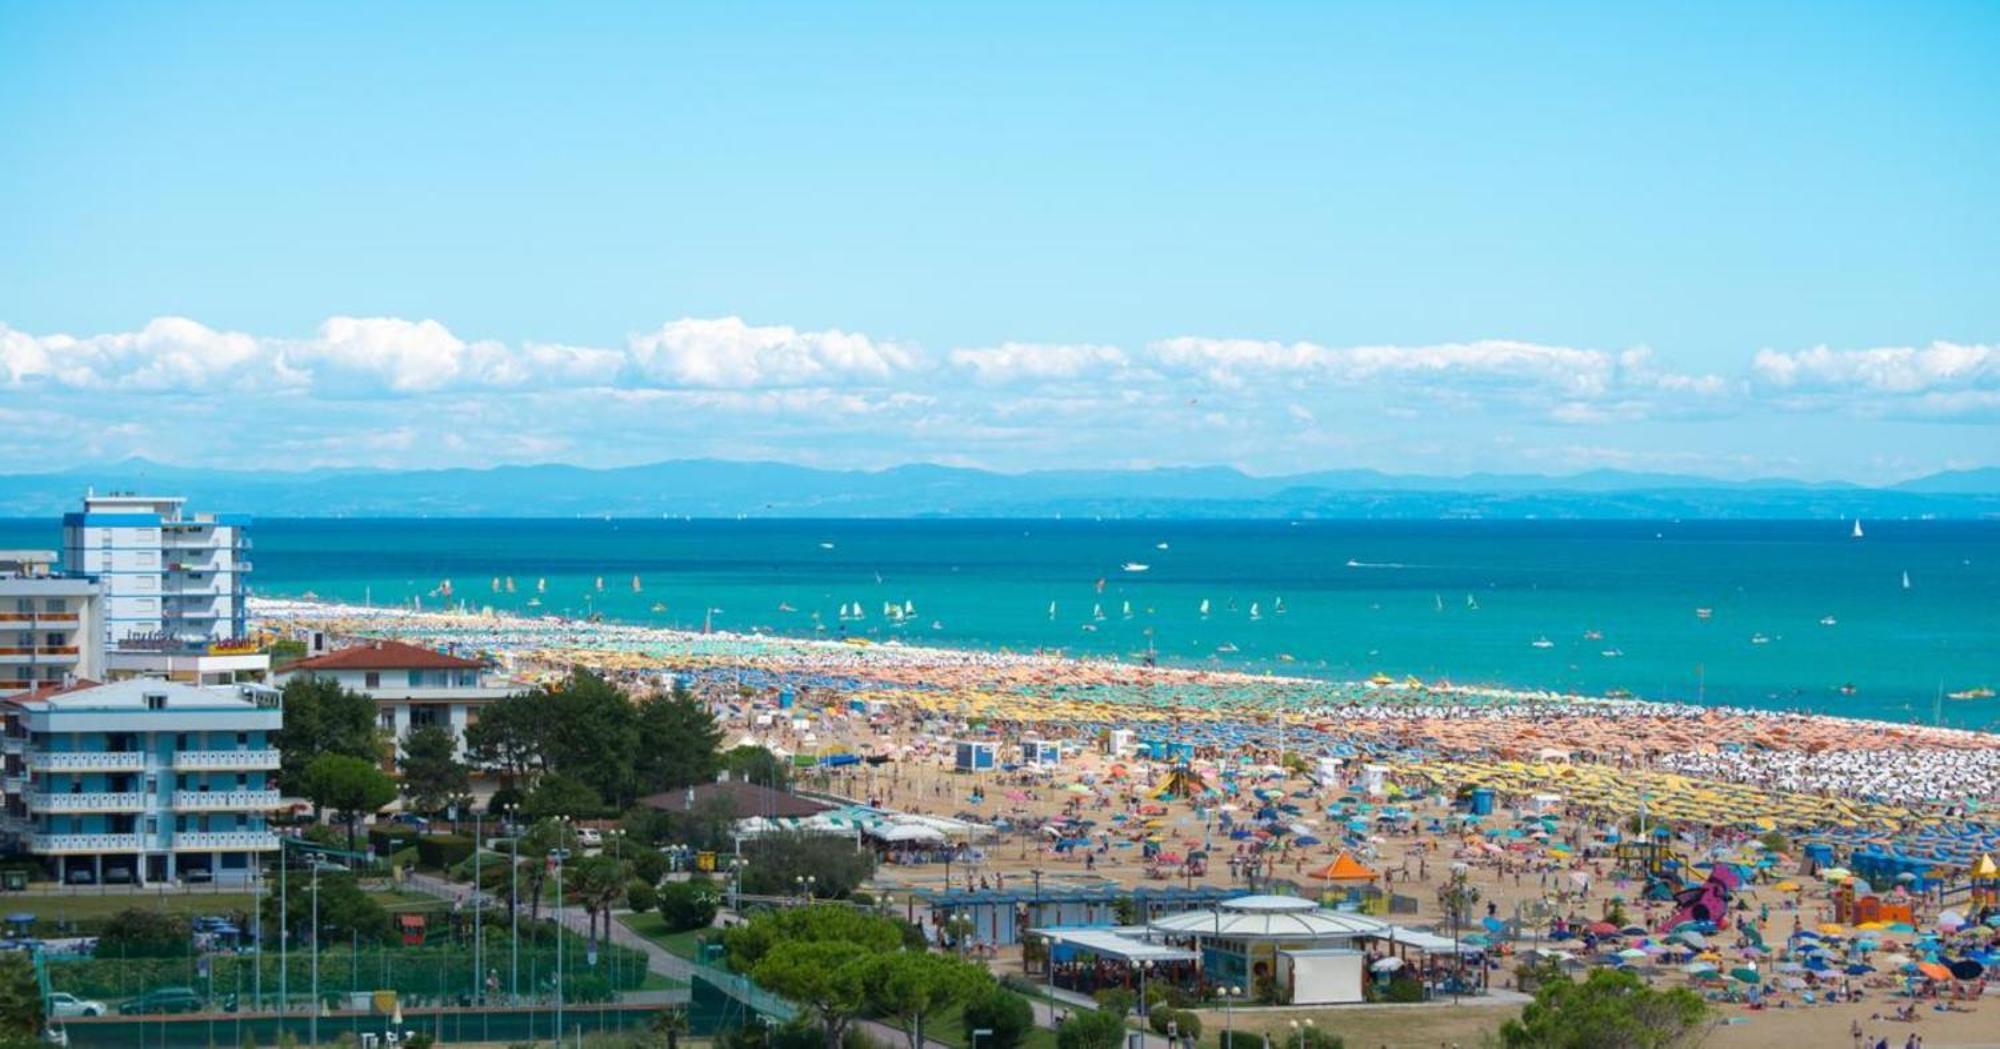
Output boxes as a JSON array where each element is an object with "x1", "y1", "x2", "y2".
[
  {"x1": 46, "y1": 992, "x2": 106, "y2": 1018},
  {"x1": 576, "y1": 828, "x2": 603, "y2": 848}
]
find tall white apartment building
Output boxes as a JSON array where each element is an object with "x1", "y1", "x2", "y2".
[
  {"x1": 0, "y1": 552, "x2": 102, "y2": 697},
  {"x1": 62, "y1": 495, "x2": 265, "y2": 686}
]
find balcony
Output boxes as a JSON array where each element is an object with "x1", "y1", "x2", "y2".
[
  {"x1": 0, "y1": 612, "x2": 79, "y2": 625},
  {"x1": 26, "y1": 833, "x2": 143, "y2": 855},
  {"x1": 28, "y1": 752, "x2": 146, "y2": 773},
  {"x1": 2, "y1": 736, "x2": 23, "y2": 755},
  {"x1": 173, "y1": 749, "x2": 281, "y2": 772},
  {"x1": 171, "y1": 789, "x2": 282, "y2": 812},
  {"x1": 27, "y1": 792, "x2": 148, "y2": 814},
  {"x1": 0, "y1": 646, "x2": 81, "y2": 662},
  {"x1": 172, "y1": 830, "x2": 278, "y2": 852},
  {"x1": 1, "y1": 774, "x2": 24, "y2": 794}
]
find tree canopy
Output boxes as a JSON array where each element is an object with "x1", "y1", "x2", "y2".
[
  {"x1": 299, "y1": 753, "x2": 399, "y2": 850},
  {"x1": 1498, "y1": 968, "x2": 1709, "y2": 1049},
  {"x1": 275, "y1": 676, "x2": 379, "y2": 788},
  {"x1": 738, "y1": 829, "x2": 877, "y2": 900},
  {"x1": 862, "y1": 950, "x2": 990, "y2": 1049},
  {"x1": 399, "y1": 723, "x2": 471, "y2": 816}
]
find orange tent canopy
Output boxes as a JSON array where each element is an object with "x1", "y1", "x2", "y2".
[
  {"x1": 1311, "y1": 851, "x2": 1380, "y2": 883},
  {"x1": 1915, "y1": 962, "x2": 1953, "y2": 982}
]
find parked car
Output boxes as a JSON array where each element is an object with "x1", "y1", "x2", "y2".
[
  {"x1": 101, "y1": 867, "x2": 134, "y2": 885},
  {"x1": 576, "y1": 828, "x2": 603, "y2": 848},
  {"x1": 46, "y1": 992, "x2": 106, "y2": 1018},
  {"x1": 63, "y1": 869, "x2": 93, "y2": 886},
  {"x1": 118, "y1": 987, "x2": 204, "y2": 1016}
]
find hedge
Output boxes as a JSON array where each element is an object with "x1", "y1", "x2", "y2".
[
  {"x1": 415, "y1": 833, "x2": 476, "y2": 869},
  {"x1": 47, "y1": 941, "x2": 649, "y2": 1002}
]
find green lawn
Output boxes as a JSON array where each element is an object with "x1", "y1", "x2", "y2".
[
  {"x1": 2, "y1": 887, "x2": 444, "y2": 934},
  {"x1": 616, "y1": 911, "x2": 712, "y2": 961}
]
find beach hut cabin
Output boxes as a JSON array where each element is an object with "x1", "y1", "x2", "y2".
[
  {"x1": 1276, "y1": 948, "x2": 1366, "y2": 1005},
  {"x1": 778, "y1": 688, "x2": 795, "y2": 709},
  {"x1": 954, "y1": 740, "x2": 997, "y2": 772},
  {"x1": 1360, "y1": 763, "x2": 1391, "y2": 797},
  {"x1": 1021, "y1": 738, "x2": 1064, "y2": 767},
  {"x1": 1311, "y1": 756, "x2": 1344, "y2": 788},
  {"x1": 1107, "y1": 728, "x2": 1135, "y2": 756}
]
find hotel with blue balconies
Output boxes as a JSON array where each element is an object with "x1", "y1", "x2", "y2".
[
  {"x1": 1, "y1": 678, "x2": 283, "y2": 885},
  {"x1": 61, "y1": 493, "x2": 267, "y2": 686}
]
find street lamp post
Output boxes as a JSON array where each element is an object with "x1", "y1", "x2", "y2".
[
  {"x1": 310, "y1": 861, "x2": 320, "y2": 1048},
  {"x1": 506, "y1": 804, "x2": 519, "y2": 1004},
  {"x1": 1288, "y1": 1018, "x2": 1313, "y2": 1049},
  {"x1": 1137, "y1": 959, "x2": 1153, "y2": 1018},
  {"x1": 473, "y1": 811, "x2": 483, "y2": 1004},
  {"x1": 1221, "y1": 985, "x2": 1238, "y2": 1047}
]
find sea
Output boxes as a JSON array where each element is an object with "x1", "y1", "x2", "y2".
[{"x1": 3, "y1": 517, "x2": 1995, "y2": 731}]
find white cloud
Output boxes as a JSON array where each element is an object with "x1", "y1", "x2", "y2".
[
  {"x1": 1752, "y1": 342, "x2": 1997, "y2": 393},
  {"x1": 948, "y1": 342, "x2": 1129, "y2": 385},
  {"x1": 625, "y1": 316, "x2": 918, "y2": 389}
]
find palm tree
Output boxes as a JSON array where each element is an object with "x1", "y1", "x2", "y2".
[
  {"x1": 564, "y1": 854, "x2": 628, "y2": 951},
  {"x1": 650, "y1": 1005, "x2": 691, "y2": 1049}
]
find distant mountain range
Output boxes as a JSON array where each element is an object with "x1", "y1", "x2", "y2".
[{"x1": 0, "y1": 458, "x2": 1994, "y2": 519}]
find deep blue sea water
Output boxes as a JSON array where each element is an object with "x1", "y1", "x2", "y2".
[{"x1": 3, "y1": 517, "x2": 1995, "y2": 730}]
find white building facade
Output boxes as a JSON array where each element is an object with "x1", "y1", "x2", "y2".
[
  {"x1": 275, "y1": 640, "x2": 512, "y2": 790},
  {"x1": 0, "y1": 679, "x2": 283, "y2": 885},
  {"x1": 0, "y1": 551, "x2": 102, "y2": 697}
]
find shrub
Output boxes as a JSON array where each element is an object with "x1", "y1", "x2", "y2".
[
  {"x1": 1148, "y1": 1008, "x2": 1199, "y2": 1039},
  {"x1": 626, "y1": 848, "x2": 668, "y2": 886},
  {"x1": 368, "y1": 826, "x2": 418, "y2": 856},
  {"x1": 1055, "y1": 1010, "x2": 1127, "y2": 1049},
  {"x1": 657, "y1": 879, "x2": 720, "y2": 933},
  {"x1": 1092, "y1": 988, "x2": 1135, "y2": 1018},
  {"x1": 961, "y1": 985, "x2": 1035, "y2": 1049},
  {"x1": 626, "y1": 880, "x2": 658, "y2": 915},
  {"x1": 1217, "y1": 1032, "x2": 1264, "y2": 1049},
  {"x1": 415, "y1": 833, "x2": 475, "y2": 870},
  {"x1": 93, "y1": 909, "x2": 191, "y2": 959},
  {"x1": 1301, "y1": 1028, "x2": 1345, "y2": 1049},
  {"x1": 1384, "y1": 974, "x2": 1425, "y2": 1003}
]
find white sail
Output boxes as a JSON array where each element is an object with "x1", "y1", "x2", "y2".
[
  {"x1": 1122, "y1": 600, "x2": 1133, "y2": 618},
  {"x1": 1048, "y1": 601, "x2": 1058, "y2": 619},
  {"x1": 1852, "y1": 519, "x2": 1864, "y2": 539},
  {"x1": 1199, "y1": 599, "x2": 1211, "y2": 617},
  {"x1": 1902, "y1": 570, "x2": 1911, "y2": 590},
  {"x1": 1092, "y1": 603, "x2": 1105, "y2": 621},
  {"x1": 1249, "y1": 602, "x2": 1261, "y2": 620}
]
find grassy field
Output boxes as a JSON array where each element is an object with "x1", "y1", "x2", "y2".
[{"x1": 616, "y1": 911, "x2": 713, "y2": 962}]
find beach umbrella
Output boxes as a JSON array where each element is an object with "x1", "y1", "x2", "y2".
[
  {"x1": 1371, "y1": 957, "x2": 1405, "y2": 973},
  {"x1": 1616, "y1": 948, "x2": 1649, "y2": 962},
  {"x1": 1683, "y1": 961, "x2": 1717, "y2": 975},
  {"x1": 1844, "y1": 963, "x2": 1875, "y2": 976},
  {"x1": 1728, "y1": 967, "x2": 1759, "y2": 984},
  {"x1": 1948, "y1": 959, "x2": 1985, "y2": 980},
  {"x1": 1916, "y1": 961, "x2": 1953, "y2": 982}
]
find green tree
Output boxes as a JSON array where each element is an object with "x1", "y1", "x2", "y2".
[
  {"x1": 260, "y1": 870, "x2": 390, "y2": 946},
  {"x1": 657, "y1": 879, "x2": 720, "y2": 933},
  {"x1": 93, "y1": 908, "x2": 192, "y2": 958},
  {"x1": 399, "y1": 724, "x2": 471, "y2": 817},
  {"x1": 266, "y1": 638, "x2": 308, "y2": 664},
  {"x1": 565, "y1": 853, "x2": 629, "y2": 955},
  {"x1": 516, "y1": 817, "x2": 582, "y2": 923},
  {"x1": 1498, "y1": 969, "x2": 1709, "y2": 1049},
  {"x1": 525, "y1": 771, "x2": 605, "y2": 821},
  {"x1": 750, "y1": 940, "x2": 871, "y2": 1049},
  {"x1": 960, "y1": 985, "x2": 1035, "y2": 1049},
  {"x1": 863, "y1": 951, "x2": 990, "y2": 1049},
  {"x1": 1054, "y1": 1009, "x2": 1126, "y2": 1049},
  {"x1": 738, "y1": 829, "x2": 877, "y2": 899},
  {"x1": 275, "y1": 676, "x2": 379, "y2": 790},
  {"x1": 0, "y1": 954, "x2": 41, "y2": 1039},
  {"x1": 722, "y1": 904, "x2": 906, "y2": 971},
  {"x1": 634, "y1": 685, "x2": 724, "y2": 795},
  {"x1": 723, "y1": 744, "x2": 791, "y2": 790},
  {"x1": 299, "y1": 753, "x2": 399, "y2": 850},
  {"x1": 540, "y1": 671, "x2": 640, "y2": 807},
  {"x1": 464, "y1": 690, "x2": 548, "y2": 788}
]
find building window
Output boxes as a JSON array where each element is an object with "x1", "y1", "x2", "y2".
[
  {"x1": 364, "y1": 672, "x2": 380, "y2": 689},
  {"x1": 146, "y1": 694, "x2": 167, "y2": 711},
  {"x1": 176, "y1": 733, "x2": 189, "y2": 751},
  {"x1": 236, "y1": 732, "x2": 248, "y2": 747},
  {"x1": 408, "y1": 670, "x2": 423, "y2": 687}
]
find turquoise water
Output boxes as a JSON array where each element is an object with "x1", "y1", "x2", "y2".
[{"x1": 3, "y1": 517, "x2": 1995, "y2": 730}]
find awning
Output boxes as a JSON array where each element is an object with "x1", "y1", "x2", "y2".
[{"x1": 1032, "y1": 927, "x2": 1200, "y2": 964}]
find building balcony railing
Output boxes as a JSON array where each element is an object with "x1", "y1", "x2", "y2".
[
  {"x1": 27, "y1": 752, "x2": 146, "y2": 773},
  {"x1": 171, "y1": 789, "x2": 282, "y2": 812},
  {"x1": 27, "y1": 791, "x2": 148, "y2": 814},
  {"x1": 27, "y1": 833, "x2": 143, "y2": 855},
  {"x1": 0, "y1": 645, "x2": 81, "y2": 657},
  {"x1": 172, "y1": 830, "x2": 278, "y2": 852},
  {"x1": 2, "y1": 736, "x2": 24, "y2": 755},
  {"x1": 0, "y1": 612, "x2": 80, "y2": 625},
  {"x1": 0, "y1": 681, "x2": 34, "y2": 693},
  {"x1": 173, "y1": 749, "x2": 281, "y2": 772},
  {"x1": 1, "y1": 774, "x2": 25, "y2": 794}
]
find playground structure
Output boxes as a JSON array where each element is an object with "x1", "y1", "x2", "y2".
[
  {"x1": 1151, "y1": 764, "x2": 1207, "y2": 801},
  {"x1": 1659, "y1": 863, "x2": 1740, "y2": 932},
  {"x1": 1832, "y1": 879, "x2": 1917, "y2": 927}
]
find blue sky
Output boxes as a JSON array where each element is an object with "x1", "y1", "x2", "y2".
[{"x1": 1, "y1": 2, "x2": 1994, "y2": 481}]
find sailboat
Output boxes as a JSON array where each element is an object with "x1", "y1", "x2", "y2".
[
  {"x1": 1901, "y1": 570, "x2": 1911, "y2": 590},
  {"x1": 1530, "y1": 636, "x2": 1554, "y2": 649},
  {"x1": 491, "y1": 577, "x2": 501, "y2": 592},
  {"x1": 1274, "y1": 597, "x2": 1286, "y2": 615},
  {"x1": 1435, "y1": 594, "x2": 1444, "y2": 612},
  {"x1": 536, "y1": 578, "x2": 547, "y2": 593},
  {"x1": 903, "y1": 600, "x2": 916, "y2": 617},
  {"x1": 1248, "y1": 602, "x2": 1262, "y2": 621},
  {"x1": 1092, "y1": 603, "x2": 1106, "y2": 622},
  {"x1": 1198, "y1": 599, "x2": 1211, "y2": 618},
  {"x1": 1048, "y1": 601, "x2": 1058, "y2": 620},
  {"x1": 594, "y1": 576, "x2": 605, "y2": 592},
  {"x1": 1121, "y1": 600, "x2": 1133, "y2": 619},
  {"x1": 651, "y1": 601, "x2": 667, "y2": 612},
  {"x1": 1465, "y1": 594, "x2": 1479, "y2": 611},
  {"x1": 631, "y1": 575, "x2": 643, "y2": 592},
  {"x1": 1852, "y1": 519, "x2": 1864, "y2": 539},
  {"x1": 504, "y1": 577, "x2": 516, "y2": 593}
]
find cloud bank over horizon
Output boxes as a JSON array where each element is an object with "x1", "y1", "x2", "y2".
[{"x1": 0, "y1": 315, "x2": 1992, "y2": 484}]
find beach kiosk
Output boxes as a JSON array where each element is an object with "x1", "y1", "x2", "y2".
[
  {"x1": 1360, "y1": 763, "x2": 1391, "y2": 797},
  {"x1": 1106, "y1": 728, "x2": 1135, "y2": 756},
  {"x1": 955, "y1": 740, "x2": 997, "y2": 772},
  {"x1": 1021, "y1": 738, "x2": 1063, "y2": 767}
]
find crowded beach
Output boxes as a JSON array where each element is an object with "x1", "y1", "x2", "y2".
[{"x1": 256, "y1": 598, "x2": 2000, "y2": 1046}]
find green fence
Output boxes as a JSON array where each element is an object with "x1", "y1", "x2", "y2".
[
  {"x1": 49, "y1": 939, "x2": 651, "y2": 1014},
  {"x1": 57, "y1": 1001, "x2": 669, "y2": 1048}
]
